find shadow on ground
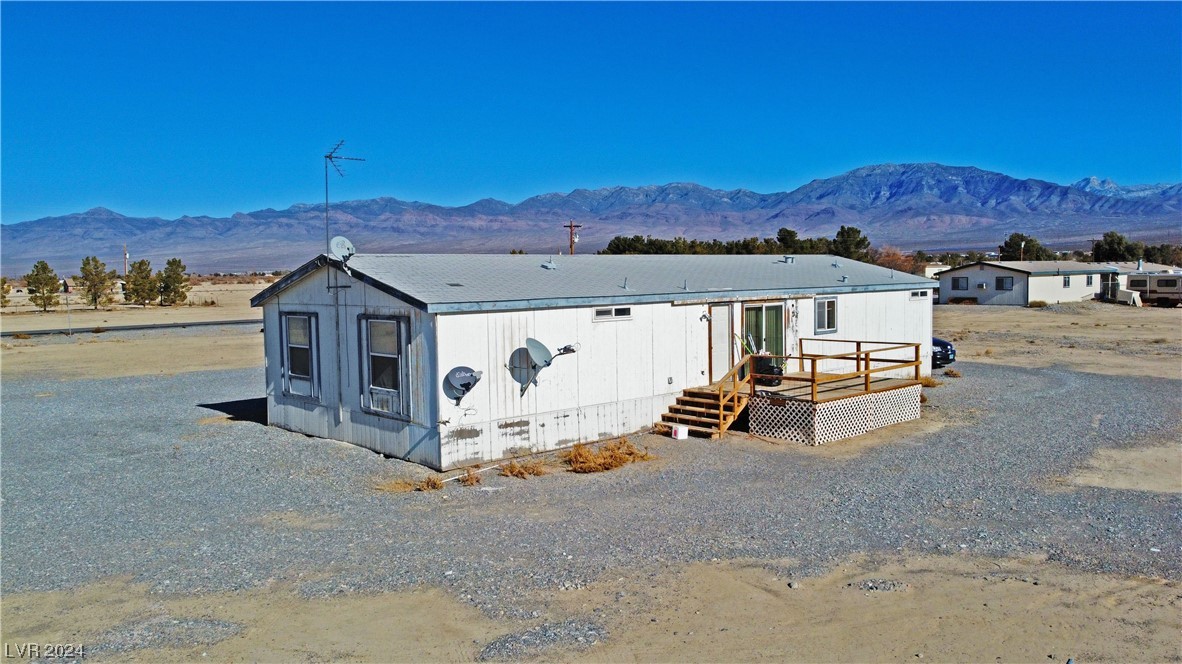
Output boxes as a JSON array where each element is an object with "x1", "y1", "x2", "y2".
[{"x1": 199, "y1": 397, "x2": 267, "y2": 425}]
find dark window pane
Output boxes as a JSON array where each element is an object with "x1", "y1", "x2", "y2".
[
  {"x1": 370, "y1": 355, "x2": 399, "y2": 390},
  {"x1": 289, "y1": 346, "x2": 311, "y2": 378}
]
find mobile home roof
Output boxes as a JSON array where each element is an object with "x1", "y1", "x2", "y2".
[{"x1": 252, "y1": 253, "x2": 934, "y2": 313}]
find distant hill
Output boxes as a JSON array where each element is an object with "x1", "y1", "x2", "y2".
[{"x1": 2, "y1": 163, "x2": 1179, "y2": 274}]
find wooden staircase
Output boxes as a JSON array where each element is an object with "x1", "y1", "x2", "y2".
[{"x1": 659, "y1": 355, "x2": 753, "y2": 439}]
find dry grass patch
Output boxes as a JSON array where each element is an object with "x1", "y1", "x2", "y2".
[
  {"x1": 561, "y1": 437, "x2": 654, "y2": 473},
  {"x1": 500, "y1": 459, "x2": 548, "y2": 479},
  {"x1": 458, "y1": 467, "x2": 483, "y2": 487},
  {"x1": 943, "y1": 368, "x2": 962, "y2": 378},
  {"x1": 652, "y1": 422, "x2": 672, "y2": 436},
  {"x1": 1028, "y1": 300, "x2": 1048, "y2": 308},
  {"x1": 983, "y1": 348, "x2": 995, "y2": 356},
  {"x1": 918, "y1": 376, "x2": 943, "y2": 388},
  {"x1": 371, "y1": 475, "x2": 444, "y2": 493}
]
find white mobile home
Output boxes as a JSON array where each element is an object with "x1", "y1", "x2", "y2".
[
  {"x1": 936, "y1": 261, "x2": 1117, "y2": 306},
  {"x1": 251, "y1": 254, "x2": 935, "y2": 469}
]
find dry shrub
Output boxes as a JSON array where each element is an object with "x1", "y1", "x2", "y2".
[
  {"x1": 92, "y1": 326, "x2": 106, "y2": 334},
  {"x1": 652, "y1": 422, "x2": 671, "y2": 436},
  {"x1": 1028, "y1": 300, "x2": 1048, "y2": 308},
  {"x1": 458, "y1": 467, "x2": 483, "y2": 486},
  {"x1": 500, "y1": 459, "x2": 548, "y2": 479},
  {"x1": 918, "y1": 376, "x2": 943, "y2": 388},
  {"x1": 983, "y1": 348, "x2": 994, "y2": 357},
  {"x1": 561, "y1": 437, "x2": 653, "y2": 473},
  {"x1": 920, "y1": 392, "x2": 929, "y2": 404},
  {"x1": 943, "y1": 368, "x2": 962, "y2": 378},
  {"x1": 371, "y1": 478, "x2": 417, "y2": 493},
  {"x1": 372, "y1": 475, "x2": 444, "y2": 493},
  {"x1": 12, "y1": 333, "x2": 31, "y2": 340}
]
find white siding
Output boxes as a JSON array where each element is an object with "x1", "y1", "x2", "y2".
[
  {"x1": 1027, "y1": 273, "x2": 1100, "y2": 304},
  {"x1": 791, "y1": 291, "x2": 931, "y2": 377},
  {"x1": 938, "y1": 264, "x2": 1029, "y2": 305},
  {"x1": 262, "y1": 266, "x2": 441, "y2": 468},
  {"x1": 434, "y1": 301, "x2": 712, "y2": 468}
]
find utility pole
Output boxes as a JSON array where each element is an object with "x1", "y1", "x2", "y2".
[
  {"x1": 565, "y1": 219, "x2": 583, "y2": 255},
  {"x1": 123, "y1": 244, "x2": 129, "y2": 277}
]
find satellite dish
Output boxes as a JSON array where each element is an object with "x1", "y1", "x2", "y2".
[
  {"x1": 443, "y1": 366, "x2": 482, "y2": 405},
  {"x1": 525, "y1": 338, "x2": 554, "y2": 368},
  {"x1": 329, "y1": 236, "x2": 356, "y2": 262}
]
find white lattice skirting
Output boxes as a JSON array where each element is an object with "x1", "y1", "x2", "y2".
[{"x1": 749, "y1": 385, "x2": 922, "y2": 445}]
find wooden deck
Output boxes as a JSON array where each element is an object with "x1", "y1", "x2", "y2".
[{"x1": 725, "y1": 373, "x2": 920, "y2": 403}]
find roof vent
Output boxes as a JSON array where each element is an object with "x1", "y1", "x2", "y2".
[
  {"x1": 840, "y1": 275, "x2": 849, "y2": 283},
  {"x1": 832, "y1": 261, "x2": 840, "y2": 268},
  {"x1": 782, "y1": 256, "x2": 795, "y2": 264},
  {"x1": 541, "y1": 257, "x2": 558, "y2": 270}
]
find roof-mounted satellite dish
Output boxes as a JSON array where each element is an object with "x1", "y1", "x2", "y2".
[{"x1": 329, "y1": 236, "x2": 357, "y2": 263}]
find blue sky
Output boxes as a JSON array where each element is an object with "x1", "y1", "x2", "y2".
[{"x1": 2, "y1": 2, "x2": 1179, "y2": 223}]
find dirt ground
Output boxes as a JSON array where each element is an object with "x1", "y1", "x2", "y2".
[
  {"x1": 2, "y1": 297, "x2": 1180, "y2": 662},
  {"x1": 933, "y1": 300, "x2": 1182, "y2": 380}
]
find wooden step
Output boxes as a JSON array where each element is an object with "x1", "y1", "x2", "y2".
[
  {"x1": 661, "y1": 421, "x2": 720, "y2": 439},
  {"x1": 661, "y1": 412, "x2": 719, "y2": 428}
]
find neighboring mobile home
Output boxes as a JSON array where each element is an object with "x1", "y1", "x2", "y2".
[
  {"x1": 936, "y1": 261, "x2": 1117, "y2": 306},
  {"x1": 251, "y1": 254, "x2": 935, "y2": 469}
]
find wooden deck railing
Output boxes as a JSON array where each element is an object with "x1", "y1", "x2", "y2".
[
  {"x1": 751, "y1": 339, "x2": 923, "y2": 402},
  {"x1": 714, "y1": 354, "x2": 753, "y2": 433}
]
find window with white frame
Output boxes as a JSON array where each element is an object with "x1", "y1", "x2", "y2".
[
  {"x1": 1063, "y1": 275, "x2": 1071, "y2": 287},
  {"x1": 593, "y1": 306, "x2": 632, "y2": 321},
  {"x1": 361, "y1": 317, "x2": 409, "y2": 417},
  {"x1": 909, "y1": 290, "x2": 929, "y2": 299},
  {"x1": 1086, "y1": 275, "x2": 1094, "y2": 287},
  {"x1": 951, "y1": 277, "x2": 968, "y2": 290},
  {"x1": 282, "y1": 313, "x2": 318, "y2": 399},
  {"x1": 815, "y1": 297, "x2": 837, "y2": 334},
  {"x1": 995, "y1": 276, "x2": 1014, "y2": 291}
]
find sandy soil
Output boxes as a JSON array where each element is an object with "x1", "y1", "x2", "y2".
[
  {"x1": 3, "y1": 553, "x2": 1178, "y2": 662},
  {"x1": 934, "y1": 301, "x2": 1182, "y2": 380},
  {"x1": 2, "y1": 296, "x2": 1180, "y2": 662},
  {"x1": 0, "y1": 282, "x2": 262, "y2": 333}
]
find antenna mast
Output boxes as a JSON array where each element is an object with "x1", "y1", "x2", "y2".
[{"x1": 324, "y1": 140, "x2": 365, "y2": 256}]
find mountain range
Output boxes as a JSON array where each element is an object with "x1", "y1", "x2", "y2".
[{"x1": 2, "y1": 163, "x2": 1179, "y2": 274}]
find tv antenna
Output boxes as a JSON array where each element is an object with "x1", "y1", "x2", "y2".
[{"x1": 324, "y1": 140, "x2": 364, "y2": 257}]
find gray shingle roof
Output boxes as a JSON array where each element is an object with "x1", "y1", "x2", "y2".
[
  {"x1": 939, "y1": 260, "x2": 1118, "y2": 277},
  {"x1": 253, "y1": 254, "x2": 934, "y2": 313}
]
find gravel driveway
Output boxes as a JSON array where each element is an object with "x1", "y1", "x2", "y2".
[{"x1": 2, "y1": 361, "x2": 1179, "y2": 626}]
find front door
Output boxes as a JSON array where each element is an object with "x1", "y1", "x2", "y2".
[{"x1": 708, "y1": 304, "x2": 733, "y2": 382}]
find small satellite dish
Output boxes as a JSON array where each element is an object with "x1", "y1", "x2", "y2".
[
  {"x1": 526, "y1": 338, "x2": 554, "y2": 368},
  {"x1": 329, "y1": 236, "x2": 356, "y2": 262},
  {"x1": 443, "y1": 366, "x2": 482, "y2": 405}
]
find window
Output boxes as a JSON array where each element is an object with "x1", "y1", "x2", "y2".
[
  {"x1": 910, "y1": 290, "x2": 929, "y2": 299},
  {"x1": 1063, "y1": 276, "x2": 1071, "y2": 288},
  {"x1": 361, "y1": 317, "x2": 409, "y2": 417},
  {"x1": 744, "y1": 303, "x2": 784, "y2": 354},
  {"x1": 951, "y1": 277, "x2": 968, "y2": 291},
  {"x1": 995, "y1": 276, "x2": 1014, "y2": 291},
  {"x1": 282, "y1": 313, "x2": 318, "y2": 399},
  {"x1": 593, "y1": 306, "x2": 632, "y2": 321},
  {"x1": 815, "y1": 298, "x2": 837, "y2": 334},
  {"x1": 1086, "y1": 275, "x2": 1094, "y2": 287},
  {"x1": 1129, "y1": 278, "x2": 1148, "y2": 288},
  {"x1": 1159, "y1": 279, "x2": 1179, "y2": 288}
]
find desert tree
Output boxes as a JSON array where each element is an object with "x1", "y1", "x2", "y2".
[
  {"x1": 998, "y1": 233, "x2": 1054, "y2": 261},
  {"x1": 157, "y1": 257, "x2": 191, "y2": 305},
  {"x1": 23, "y1": 260, "x2": 60, "y2": 312},
  {"x1": 78, "y1": 256, "x2": 119, "y2": 310},
  {"x1": 124, "y1": 259, "x2": 158, "y2": 307},
  {"x1": 1091, "y1": 231, "x2": 1138, "y2": 262},
  {"x1": 870, "y1": 246, "x2": 916, "y2": 273},
  {"x1": 831, "y1": 226, "x2": 872, "y2": 262},
  {"x1": 1143, "y1": 243, "x2": 1182, "y2": 267},
  {"x1": 0, "y1": 277, "x2": 10, "y2": 307}
]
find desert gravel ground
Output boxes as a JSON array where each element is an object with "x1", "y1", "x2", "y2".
[{"x1": 2, "y1": 356, "x2": 1180, "y2": 660}]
